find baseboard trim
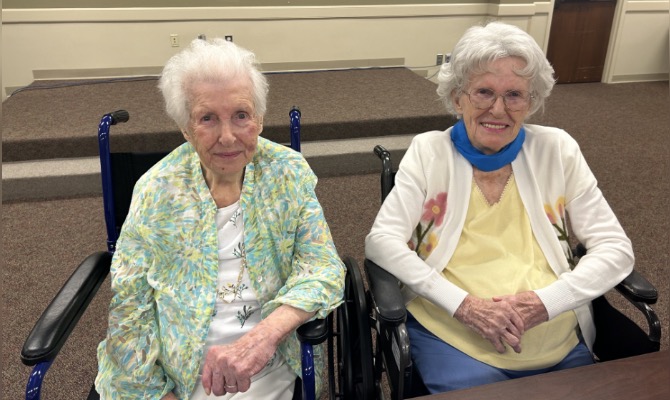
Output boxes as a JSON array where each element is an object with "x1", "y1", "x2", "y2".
[
  {"x1": 610, "y1": 73, "x2": 669, "y2": 83},
  {"x1": 29, "y1": 58, "x2": 407, "y2": 83}
]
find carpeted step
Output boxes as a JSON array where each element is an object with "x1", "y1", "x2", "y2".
[{"x1": 2, "y1": 135, "x2": 415, "y2": 202}]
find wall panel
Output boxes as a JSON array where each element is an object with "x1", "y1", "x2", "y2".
[{"x1": 3, "y1": 1, "x2": 668, "y2": 100}]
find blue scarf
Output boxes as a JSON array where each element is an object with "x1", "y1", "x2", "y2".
[{"x1": 450, "y1": 119, "x2": 525, "y2": 172}]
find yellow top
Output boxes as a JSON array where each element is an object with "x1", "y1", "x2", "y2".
[{"x1": 407, "y1": 175, "x2": 578, "y2": 370}]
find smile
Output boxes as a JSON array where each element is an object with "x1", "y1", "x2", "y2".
[
  {"x1": 215, "y1": 151, "x2": 243, "y2": 158},
  {"x1": 481, "y1": 122, "x2": 508, "y2": 129}
]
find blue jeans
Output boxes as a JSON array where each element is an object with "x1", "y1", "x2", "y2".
[{"x1": 406, "y1": 313, "x2": 594, "y2": 393}]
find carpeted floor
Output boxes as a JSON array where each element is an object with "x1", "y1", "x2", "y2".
[{"x1": 2, "y1": 79, "x2": 669, "y2": 399}]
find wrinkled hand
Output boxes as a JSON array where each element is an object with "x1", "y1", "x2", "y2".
[
  {"x1": 454, "y1": 295, "x2": 525, "y2": 354},
  {"x1": 161, "y1": 392, "x2": 178, "y2": 400},
  {"x1": 201, "y1": 327, "x2": 280, "y2": 396},
  {"x1": 493, "y1": 291, "x2": 548, "y2": 332},
  {"x1": 201, "y1": 305, "x2": 314, "y2": 396}
]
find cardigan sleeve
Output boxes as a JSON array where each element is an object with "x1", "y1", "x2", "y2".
[
  {"x1": 261, "y1": 167, "x2": 346, "y2": 320},
  {"x1": 95, "y1": 187, "x2": 175, "y2": 400},
  {"x1": 365, "y1": 134, "x2": 468, "y2": 316},
  {"x1": 534, "y1": 134, "x2": 634, "y2": 319}
]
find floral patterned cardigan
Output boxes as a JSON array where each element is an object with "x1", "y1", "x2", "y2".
[
  {"x1": 365, "y1": 124, "x2": 634, "y2": 352},
  {"x1": 95, "y1": 138, "x2": 345, "y2": 399}
]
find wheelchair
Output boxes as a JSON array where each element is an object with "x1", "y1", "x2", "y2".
[
  {"x1": 20, "y1": 108, "x2": 374, "y2": 400},
  {"x1": 364, "y1": 145, "x2": 662, "y2": 399}
]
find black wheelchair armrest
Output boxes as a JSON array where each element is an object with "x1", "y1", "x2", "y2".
[
  {"x1": 616, "y1": 270, "x2": 658, "y2": 304},
  {"x1": 364, "y1": 259, "x2": 406, "y2": 324},
  {"x1": 21, "y1": 251, "x2": 112, "y2": 366},
  {"x1": 574, "y1": 243, "x2": 657, "y2": 304},
  {"x1": 296, "y1": 318, "x2": 329, "y2": 345}
]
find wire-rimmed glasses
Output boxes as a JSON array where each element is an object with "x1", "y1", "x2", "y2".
[{"x1": 466, "y1": 88, "x2": 534, "y2": 111}]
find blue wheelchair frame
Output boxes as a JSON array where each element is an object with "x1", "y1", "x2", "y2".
[{"x1": 21, "y1": 106, "x2": 333, "y2": 400}]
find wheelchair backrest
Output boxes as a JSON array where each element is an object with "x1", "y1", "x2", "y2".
[{"x1": 98, "y1": 107, "x2": 302, "y2": 253}]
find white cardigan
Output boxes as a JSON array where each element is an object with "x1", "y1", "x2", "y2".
[{"x1": 365, "y1": 124, "x2": 634, "y2": 350}]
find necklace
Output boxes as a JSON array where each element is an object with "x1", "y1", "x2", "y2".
[{"x1": 216, "y1": 241, "x2": 248, "y2": 304}]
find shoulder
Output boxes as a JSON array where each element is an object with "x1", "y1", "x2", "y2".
[
  {"x1": 253, "y1": 137, "x2": 315, "y2": 180},
  {"x1": 406, "y1": 129, "x2": 454, "y2": 158},
  {"x1": 523, "y1": 124, "x2": 579, "y2": 147},
  {"x1": 410, "y1": 129, "x2": 452, "y2": 148},
  {"x1": 131, "y1": 143, "x2": 199, "y2": 209},
  {"x1": 401, "y1": 129, "x2": 457, "y2": 172},
  {"x1": 522, "y1": 124, "x2": 581, "y2": 155},
  {"x1": 135, "y1": 143, "x2": 196, "y2": 187}
]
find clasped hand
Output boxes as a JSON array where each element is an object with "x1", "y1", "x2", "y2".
[
  {"x1": 454, "y1": 291, "x2": 548, "y2": 354},
  {"x1": 200, "y1": 328, "x2": 278, "y2": 396}
]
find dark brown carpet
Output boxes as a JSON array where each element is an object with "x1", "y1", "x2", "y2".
[{"x1": 2, "y1": 79, "x2": 668, "y2": 400}]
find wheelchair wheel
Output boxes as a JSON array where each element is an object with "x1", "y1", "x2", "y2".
[{"x1": 333, "y1": 257, "x2": 374, "y2": 400}]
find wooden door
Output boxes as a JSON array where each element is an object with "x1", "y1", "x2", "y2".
[{"x1": 546, "y1": 0, "x2": 617, "y2": 83}]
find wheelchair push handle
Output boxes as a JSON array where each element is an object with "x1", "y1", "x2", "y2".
[
  {"x1": 374, "y1": 145, "x2": 395, "y2": 202},
  {"x1": 109, "y1": 109, "x2": 130, "y2": 125},
  {"x1": 374, "y1": 144, "x2": 390, "y2": 160}
]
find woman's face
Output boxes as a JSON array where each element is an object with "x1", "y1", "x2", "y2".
[
  {"x1": 453, "y1": 57, "x2": 531, "y2": 155},
  {"x1": 182, "y1": 78, "x2": 262, "y2": 185}
]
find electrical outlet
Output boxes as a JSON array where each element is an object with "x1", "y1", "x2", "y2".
[
  {"x1": 170, "y1": 34, "x2": 179, "y2": 47},
  {"x1": 225, "y1": 35, "x2": 233, "y2": 42},
  {"x1": 436, "y1": 54, "x2": 444, "y2": 65},
  {"x1": 444, "y1": 53, "x2": 452, "y2": 63}
]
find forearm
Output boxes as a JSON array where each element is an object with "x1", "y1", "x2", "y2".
[
  {"x1": 255, "y1": 304, "x2": 315, "y2": 347},
  {"x1": 283, "y1": 182, "x2": 345, "y2": 318},
  {"x1": 537, "y1": 194, "x2": 633, "y2": 319}
]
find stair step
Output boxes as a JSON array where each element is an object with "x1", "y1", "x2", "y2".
[{"x1": 2, "y1": 135, "x2": 415, "y2": 202}]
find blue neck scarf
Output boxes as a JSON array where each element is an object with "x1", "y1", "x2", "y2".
[{"x1": 450, "y1": 119, "x2": 525, "y2": 172}]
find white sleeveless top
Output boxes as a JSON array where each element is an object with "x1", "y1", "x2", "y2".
[
  {"x1": 199, "y1": 202, "x2": 262, "y2": 371},
  {"x1": 190, "y1": 202, "x2": 294, "y2": 399}
]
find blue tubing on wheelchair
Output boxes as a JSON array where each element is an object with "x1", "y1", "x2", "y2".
[
  {"x1": 300, "y1": 342, "x2": 316, "y2": 400},
  {"x1": 25, "y1": 360, "x2": 53, "y2": 400},
  {"x1": 97, "y1": 110, "x2": 130, "y2": 253},
  {"x1": 289, "y1": 106, "x2": 301, "y2": 153}
]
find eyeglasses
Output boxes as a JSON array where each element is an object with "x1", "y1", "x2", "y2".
[{"x1": 466, "y1": 88, "x2": 534, "y2": 111}]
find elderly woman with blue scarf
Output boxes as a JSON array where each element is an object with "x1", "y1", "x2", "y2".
[{"x1": 365, "y1": 21, "x2": 634, "y2": 394}]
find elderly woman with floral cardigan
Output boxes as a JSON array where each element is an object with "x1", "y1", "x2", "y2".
[
  {"x1": 95, "y1": 38, "x2": 344, "y2": 400},
  {"x1": 365, "y1": 21, "x2": 633, "y2": 394}
]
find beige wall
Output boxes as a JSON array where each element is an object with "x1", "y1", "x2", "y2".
[
  {"x1": 2, "y1": 1, "x2": 668, "y2": 100},
  {"x1": 3, "y1": 0, "x2": 493, "y2": 8},
  {"x1": 604, "y1": 0, "x2": 670, "y2": 83}
]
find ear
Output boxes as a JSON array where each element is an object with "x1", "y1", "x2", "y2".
[
  {"x1": 181, "y1": 129, "x2": 192, "y2": 143},
  {"x1": 452, "y1": 92, "x2": 464, "y2": 114},
  {"x1": 257, "y1": 116, "x2": 264, "y2": 135}
]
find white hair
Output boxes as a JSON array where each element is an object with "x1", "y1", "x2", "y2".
[
  {"x1": 436, "y1": 21, "x2": 556, "y2": 118},
  {"x1": 158, "y1": 38, "x2": 269, "y2": 129}
]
